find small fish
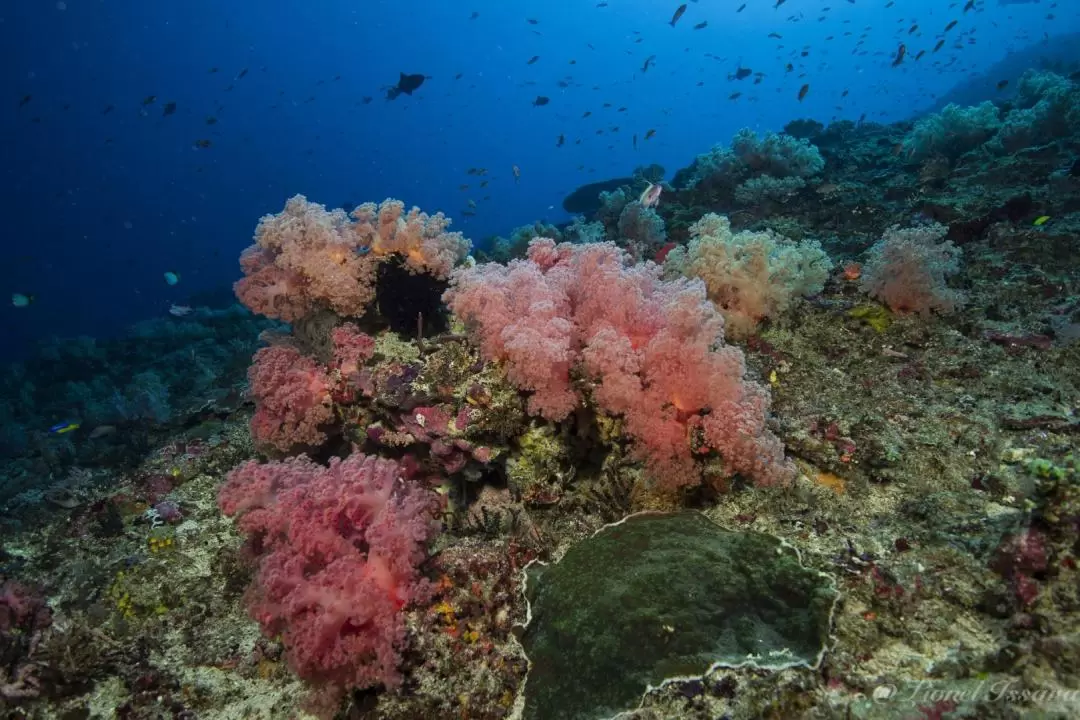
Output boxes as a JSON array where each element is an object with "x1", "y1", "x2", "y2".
[
  {"x1": 102, "y1": 104, "x2": 115, "y2": 115},
  {"x1": 512, "y1": 165, "x2": 521, "y2": 183},
  {"x1": 798, "y1": 84, "x2": 810, "y2": 101},
  {"x1": 891, "y1": 43, "x2": 906, "y2": 66},
  {"x1": 141, "y1": 95, "x2": 156, "y2": 106},
  {"x1": 527, "y1": 55, "x2": 540, "y2": 65},
  {"x1": 556, "y1": 134, "x2": 565, "y2": 147},
  {"x1": 49, "y1": 421, "x2": 81, "y2": 435},
  {"x1": 933, "y1": 39, "x2": 945, "y2": 52},
  {"x1": 639, "y1": 183, "x2": 662, "y2": 208},
  {"x1": 774, "y1": 0, "x2": 786, "y2": 8},
  {"x1": 963, "y1": 0, "x2": 975, "y2": 11},
  {"x1": 642, "y1": 54, "x2": 656, "y2": 73},
  {"x1": 88, "y1": 425, "x2": 117, "y2": 439},
  {"x1": 736, "y1": 3, "x2": 746, "y2": 11},
  {"x1": 769, "y1": 32, "x2": 782, "y2": 39},
  {"x1": 205, "y1": 116, "x2": 218, "y2": 124},
  {"x1": 669, "y1": 4, "x2": 687, "y2": 27},
  {"x1": 469, "y1": 11, "x2": 479, "y2": 19},
  {"x1": 533, "y1": 95, "x2": 550, "y2": 106},
  {"x1": 582, "y1": 110, "x2": 592, "y2": 118},
  {"x1": 996, "y1": 79, "x2": 1009, "y2": 90},
  {"x1": 162, "y1": 101, "x2": 177, "y2": 116},
  {"x1": 193, "y1": 139, "x2": 212, "y2": 148},
  {"x1": 361, "y1": 96, "x2": 373, "y2": 104},
  {"x1": 19, "y1": 94, "x2": 31, "y2": 107},
  {"x1": 730, "y1": 66, "x2": 753, "y2": 81},
  {"x1": 236, "y1": 68, "x2": 248, "y2": 80},
  {"x1": 164, "y1": 271, "x2": 181, "y2": 286},
  {"x1": 945, "y1": 20, "x2": 958, "y2": 32},
  {"x1": 1033, "y1": 215, "x2": 1051, "y2": 226},
  {"x1": 11, "y1": 292, "x2": 33, "y2": 307},
  {"x1": 693, "y1": 21, "x2": 707, "y2": 30},
  {"x1": 527, "y1": 18, "x2": 539, "y2": 25},
  {"x1": 386, "y1": 71, "x2": 427, "y2": 100},
  {"x1": 729, "y1": 92, "x2": 742, "y2": 100},
  {"x1": 169, "y1": 304, "x2": 194, "y2": 316},
  {"x1": 644, "y1": 128, "x2": 656, "y2": 140}
]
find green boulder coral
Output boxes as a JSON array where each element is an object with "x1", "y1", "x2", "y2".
[{"x1": 517, "y1": 512, "x2": 838, "y2": 720}]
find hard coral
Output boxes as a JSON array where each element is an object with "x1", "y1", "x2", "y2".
[
  {"x1": 446, "y1": 238, "x2": 794, "y2": 490},
  {"x1": 218, "y1": 453, "x2": 441, "y2": 712},
  {"x1": 0, "y1": 579, "x2": 52, "y2": 700}
]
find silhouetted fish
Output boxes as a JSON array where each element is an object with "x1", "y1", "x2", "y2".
[
  {"x1": 386, "y1": 72, "x2": 427, "y2": 100},
  {"x1": 669, "y1": 4, "x2": 687, "y2": 27}
]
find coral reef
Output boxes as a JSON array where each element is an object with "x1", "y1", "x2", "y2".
[{"x1": 3, "y1": 69, "x2": 1080, "y2": 720}]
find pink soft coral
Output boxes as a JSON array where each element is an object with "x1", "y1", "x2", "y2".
[
  {"x1": 248, "y1": 345, "x2": 334, "y2": 452},
  {"x1": 441, "y1": 252, "x2": 576, "y2": 419},
  {"x1": 859, "y1": 223, "x2": 964, "y2": 316},
  {"x1": 445, "y1": 238, "x2": 794, "y2": 489},
  {"x1": 218, "y1": 453, "x2": 440, "y2": 712}
]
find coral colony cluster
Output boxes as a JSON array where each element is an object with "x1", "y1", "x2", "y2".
[
  {"x1": 207, "y1": 174, "x2": 961, "y2": 713},
  {"x1": 202, "y1": 190, "x2": 821, "y2": 712},
  {"x1": 4, "y1": 69, "x2": 1080, "y2": 719}
]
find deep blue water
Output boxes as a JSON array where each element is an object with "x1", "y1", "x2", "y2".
[{"x1": 3, "y1": 0, "x2": 1076, "y2": 358}]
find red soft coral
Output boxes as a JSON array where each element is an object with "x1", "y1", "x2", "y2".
[
  {"x1": 218, "y1": 453, "x2": 440, "y2": 713},
  {"x1": 248, "y1": 345, "x2": 334, "y2": 452},
  {"x1": 445, "y1": 238, "x2": 794, "y2": 489},
  {"x1": 331, "y1": 323, "x2": 376, "y2": 388}
]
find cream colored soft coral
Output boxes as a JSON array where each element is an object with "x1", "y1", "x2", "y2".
[
  {"x1": 664, "y1": 213, "x2": 832, "y2": 338},
  {"x1": 351, "y1": 199, "x2": 470, "y2": 279}
]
